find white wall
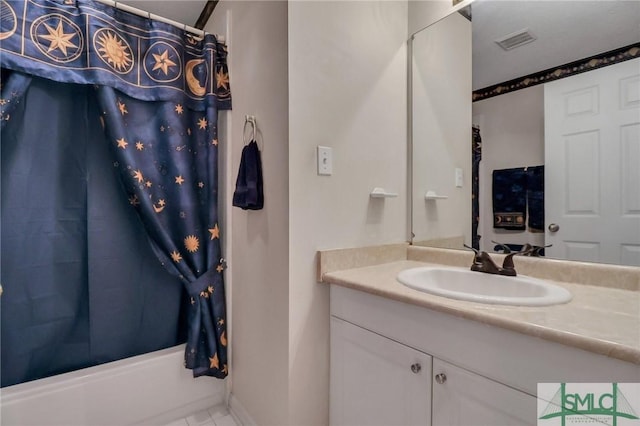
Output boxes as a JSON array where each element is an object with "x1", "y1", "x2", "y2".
[
  {"x1": 288, "y1": 1, "x2": 408, "y2": 424},
  {"x1": 206, "y1": 3, "x2": 290, "y2": 425},
  {"x1": 412, "y1": 12, "x2": 472, "y2": 245},
  {"x1": 473, "y1": 85, "x2": 545, "y2": 252}
]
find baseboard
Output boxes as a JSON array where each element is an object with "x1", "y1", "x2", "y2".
[{"x1": 228, "y1": 393, "x2": 256, "y2": 426}]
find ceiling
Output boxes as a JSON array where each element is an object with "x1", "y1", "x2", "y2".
[
  {"x1": 119, "y1": 0, "x2": 208, "y2": 28},
  {"x1": 472, "y1": 0, "x2": 640, "y2": 90}
]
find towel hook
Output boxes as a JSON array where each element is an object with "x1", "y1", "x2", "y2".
[{"x1": 243, "y1": 115, "x2": 256, "y2": 145}]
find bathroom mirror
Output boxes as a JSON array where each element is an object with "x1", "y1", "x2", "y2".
[{"x1": 410, "y1": 0, "x2": 640, "y2": 267}]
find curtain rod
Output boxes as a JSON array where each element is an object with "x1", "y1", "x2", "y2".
[
  {"x1": 94, "y1": 0, "x2": 225, "y2": 42},
  {"x1": 195, "y1": 1, "x2": 219, "y2": 30}
]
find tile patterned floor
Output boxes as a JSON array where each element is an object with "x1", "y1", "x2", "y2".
[{"x1": 164, "y1": 405, "x2": 238, "y2": 426}]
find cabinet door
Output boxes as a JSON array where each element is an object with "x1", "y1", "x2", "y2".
[
  {"x1": 331, "y1": 317, "x2": 432, "y2": 426},
  {"x1": 432, "y1": 359, "x2": 536, "y2": 426}
]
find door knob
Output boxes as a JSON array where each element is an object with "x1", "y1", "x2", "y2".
[
  {"x1": 410, "y1": 363, "x2": 422, "y2": 374},
  {"x1": 548, "y1": 223, "x2": 560, "y2": 232},
  {"x1": 435, "y1": 373, "x2": 447, "y2": 384}
]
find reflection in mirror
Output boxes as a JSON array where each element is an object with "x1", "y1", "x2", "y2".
[
  {"x1": 411, "y1": 10, "x2": 471, "y2": 252},
  {"x1": 411, "y1": 0, "x2": 640, "y2": 266}
]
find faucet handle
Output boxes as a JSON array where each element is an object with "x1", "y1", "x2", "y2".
[
  {"x1": 463, "y1": 244, "x2": 485, "y2": 271},
  {"x1": 501, "y1": 253, "x2": 519, "y2": 276},
  {"x1": 501, "y1": 244, "x2": 540, "y2": 275},
  {"x1": 463, "y1": 244, "x2": 480, "y2": 255},
  {"x1": 463, "y1": 244, "x2": 481, "y2": 264},
  {"x1": 520, "y1": 243, "x2": 534, "y2": 254},
  {"x1": 528, "y1": 244, "x2": 552, "y2": 257},
  {"x1": 491, "y1": 240, "x2": 512, "y2": 254}
]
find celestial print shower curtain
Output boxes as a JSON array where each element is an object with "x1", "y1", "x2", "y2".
[{"x1": 1, "y1": 0, "x2": 230, "y2": 382}]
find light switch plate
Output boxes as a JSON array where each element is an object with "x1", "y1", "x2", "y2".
[
  {"x1": 455, "y1": 168, "x2": 463, "y2": 187},
  {"x1": 317, "y1": 146, "x2": 333, "y2": 176}
]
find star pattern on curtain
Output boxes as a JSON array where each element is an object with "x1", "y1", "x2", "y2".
[
  {"x1": 1, "y1": 0, "x2": 231, "y2": 379},
  {"x1": 103, "y1": 91, "x2": 228, "y2": 377},
  {"x1": 39, "y1": 19, "x2": 79, "y2": 56}
]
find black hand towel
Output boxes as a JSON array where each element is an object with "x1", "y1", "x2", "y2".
[
  {"x1": 526, "y1": 165, "x2": 544, "y2": 232},
  {"x1": 492, "y1": 167, "x2": 526, "y2": 230},
  {"x1": 233, "y1": 141, "x2": 264, "y2": 210}
]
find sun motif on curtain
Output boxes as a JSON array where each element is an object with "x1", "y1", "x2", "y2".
[
  {"x1": 95, "y1": 29, "x2": 133, "y2": 72},
  {"x1": 1, "y1": 0, "x2": 231, "y2": 379}
]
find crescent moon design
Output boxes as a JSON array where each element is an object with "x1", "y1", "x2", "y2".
[
  {"x1": 185, "y1": 59, "x2": 207, "y2": 97},
  {"x1": 0, "y1": 1, "x2": 17, "y2": 41},
  {"x1": 153, "y1": 203, "x2": 165, "y2": 213},
  {"x1": 185, "y1": 35, "x2": 199, "y2": 45}
]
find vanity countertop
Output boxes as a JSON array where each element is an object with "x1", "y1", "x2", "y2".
[{"x1": 322, "y1": 259, "x2": 640, "y2": 365}]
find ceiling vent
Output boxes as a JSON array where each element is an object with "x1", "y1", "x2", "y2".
[{"x1": 494, "y1": 29, "x2": 536, "y2": 51}]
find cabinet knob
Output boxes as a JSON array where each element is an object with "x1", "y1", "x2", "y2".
[
  {"x1": 410, "y1": 363, "x2": 422, "y2": 374},
  {"x1": 435, "y1": 373, "x2": 447, "y2": 384}
]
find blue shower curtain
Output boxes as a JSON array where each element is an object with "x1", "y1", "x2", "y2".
[
  {"x1": 1, "y1": 0, "x2": 230, "y2": 385},
  {"x1": 1, "y1": 74, "x2": 189, "y2": 386}
]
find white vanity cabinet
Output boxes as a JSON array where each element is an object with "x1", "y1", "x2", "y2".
[
  {"x1": 331, "y1": 317, "x2": 432, "y2": 425},
  {"x1": 431, "y1": 359, "x2": 535, "y2": 425},
  {"x1": 329, "y1": 284, "x2": 639, "y2": 426},
  {"x1": 331, "y1": 317, "x2": 535, "y2": 426}
]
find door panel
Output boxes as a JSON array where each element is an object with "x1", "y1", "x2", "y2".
[
  {"x1": 432, "y1": 359, "x2": 536, "y2": 426},
  {"x1": 330, "y1": 317, "x2": 432, "y2": 426},
  {"x1": 545, "y1": 58, "x2": 640, "y2": 265}
]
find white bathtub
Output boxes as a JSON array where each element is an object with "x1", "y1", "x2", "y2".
[{"x1": 0, "y1": 345, "x2": 226, "y2": 425}]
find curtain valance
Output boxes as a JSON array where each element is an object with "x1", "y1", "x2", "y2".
[{"x1": 0, "y1": 0, "x2": 231, "y2": 111}]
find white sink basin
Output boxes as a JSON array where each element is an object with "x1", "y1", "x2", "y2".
[{"x1": 397, "y1": 266, "x2": 572, "y2": 306}]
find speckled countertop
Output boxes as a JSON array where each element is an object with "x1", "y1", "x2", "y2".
[{"x1": 319, "y1": 245, "x2": 640, "y2": 365}]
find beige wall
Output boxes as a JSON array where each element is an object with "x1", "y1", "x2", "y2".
[
  {"x1": 288, "y1": 1, "x2": 408, "y2": 424},
  {"x1": 473, "y1": 85, "x2": 546, "y2": 252},
  {"x1": 206, "y1": 3, "x2": 290, "y2": 425},
  {"x1": 412, "y1": 11, "x2": 472, "y2": 245},
  {"x1": 207, "y1": 1, "x2": 468, "y2": 424}
]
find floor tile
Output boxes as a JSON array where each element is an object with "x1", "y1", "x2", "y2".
[
  {"x1": 214, "y1": 414, "x2": 238, "y2": 426},
  {"x1": 163, "y1": 419, "x2": 189, "y2": 426},
  {"x1": 186, "y1": 409, "x2": 215, "y2": 426},
  {"x1": 208, "y1": 405, "x2": 230, "y2": 420}
]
